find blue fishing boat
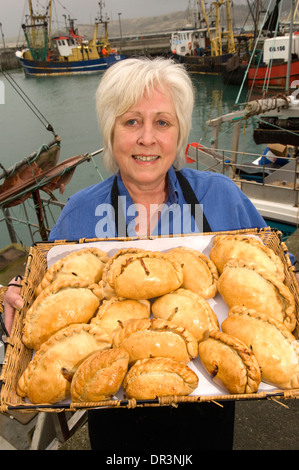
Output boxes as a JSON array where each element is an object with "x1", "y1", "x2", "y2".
[{"x1": 16, "y1": 0, "x2": 126, "y2": 77}]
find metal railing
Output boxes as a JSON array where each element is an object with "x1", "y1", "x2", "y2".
[{"x1": 186, "y1": 144, "x2": 299, "y2": 209}]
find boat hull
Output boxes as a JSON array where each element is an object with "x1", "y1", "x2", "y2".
[
  {"x1": 221, "y1": 62, "x2": 248, "y2": 86},
  {"x1": 248, "y1": 59, "x2": 299, "y2": 88},
  {"x1": 173, "y1": 52, "x2": 233, "y2": 74},
  {"x1": 16, "y1": 53, "x2": 126, "y2": 76}
]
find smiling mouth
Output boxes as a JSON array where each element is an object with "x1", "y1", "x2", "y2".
[{"x1": 132, "y1": 155, "x2": 160, "y2": 162}]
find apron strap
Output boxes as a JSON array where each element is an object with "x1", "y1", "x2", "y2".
[
  {"x1": 111, "y1": 176, "x2": 128, "y2": 237},
  {"x1": 175, "y1": 170, "x2": 212, "y2": 233},
  {"x1": 111, "y1": 171, "x2": 212, "y2": 236}
]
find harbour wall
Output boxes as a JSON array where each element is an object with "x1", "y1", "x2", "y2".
[
  {"x1": 110, "y1": 32, "x2": 171, "y2": 57},
  {"x1": 0, "y1": 46, "x2": 22, "y2": 70}
]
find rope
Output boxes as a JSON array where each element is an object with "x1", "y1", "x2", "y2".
[
  {"x1": 235, "y1": 0, "x2": 276, "y2": 105},
  {"x1": 262, "y1": 0, "x2": 283, "y2": 95},
  {"x1": 0, "y1": 68, "x2": 56, "y2": 136},
  {"x1": 90, "y1": 154, "x2": 106, "y2": 181}
]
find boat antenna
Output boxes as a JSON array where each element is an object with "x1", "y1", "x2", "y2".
[{"x1": 0, "y1": 67, "x2": 56, "y2": 136}]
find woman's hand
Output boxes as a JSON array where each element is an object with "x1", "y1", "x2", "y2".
[{"x1": 3, "y1": 277, "x2": 24, "y2": 335}]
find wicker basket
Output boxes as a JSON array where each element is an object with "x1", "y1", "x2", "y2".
[{"x1": 0, "y1": 227, "x2": 298, "y2": 414}]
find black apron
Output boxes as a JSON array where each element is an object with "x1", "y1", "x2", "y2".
[
  {"x1": 110, "y1": 171, "x2": 212, "y2": 236},
  {"x1": 88, "y1": 172, "x2": 235, "y2": 451}
]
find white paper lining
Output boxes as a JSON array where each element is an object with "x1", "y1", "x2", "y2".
[{"x1": 44, "y1": 234, "x2": 277, "y2": 401}]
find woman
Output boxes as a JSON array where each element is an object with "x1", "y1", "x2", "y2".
[
  {"x1": 4, "y1": 57, "x2": 267, "y2": 451},
  {"x1": 49, "y1": 56, "x2": 266, "y2": 241}
]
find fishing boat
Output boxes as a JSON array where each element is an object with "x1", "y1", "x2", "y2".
[
  {"x1": 170, "y1": 0, "x2": 236, "y2": 74},
  {"x1": 248, "y1": 0, "x2": 299, "y2": 89},
  {"x1": 248, "y1": 34, "x2": 299, "y2": 88},
  {"x1": 221, "y1": 0, "x2": 299, "y2": 87},
  {"x1": 15, "y1": 0, "x2": 126, "y2": 77}
]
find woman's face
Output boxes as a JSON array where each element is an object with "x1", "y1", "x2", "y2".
[{"x1": 112, "y1": 86, "x2": 179, "y2": 190}]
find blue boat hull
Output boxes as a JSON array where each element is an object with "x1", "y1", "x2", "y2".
[{"x1": 17, "y1": 53, "x2": 126, "y2": 76}]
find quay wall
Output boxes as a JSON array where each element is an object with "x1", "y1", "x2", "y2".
[
  {"x1": 0, "y1": 47, "x2": 21, "y2": 70},
  {"x1": 110, "y1": 33, "x2": 171, "y2": 57}
]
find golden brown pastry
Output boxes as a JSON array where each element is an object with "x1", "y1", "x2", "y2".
[
  {"x1": 222, "y1": 306, "x2": 299, "y2": 389},
  {"x1": 35, "y1": 247, "x2": 109, "y2": 296},
  {"x1": 17, "y1": 323, "x2": 112, "y2": 404},
  {"x1": 22, "y1": 278, "x2": 103, "y2": 350},
  {"x1": 217, "y1": 260, "x2": 296, "y2": 332},
  {"x1": 123, "y1": 357, "x2": 199, "y2": 399},
  {"x1": 101, "y1": 248, "x2": 145, "y2": 299},
  {"x1": 102, "y1": 249, "x2": 183, "y2": 299},
  {"x1": 71, "y1": 347, "x2": 129, "y2": 402},
  {"x1": 152, "y1": 288, "x2": 219, "y2": 341},
  {"x1": 198, "y1": 330, "x2": 261, "y2": 394},
  {"x1": 210, "y1": 234, "x2": 285, "y2": 280},
  {"x1": 168, "y1": 247, "x2": 218, "y2": 298},
  {"x1": 91, "y1": 298, "x2": 151, "y2": 338},
  {"x1": 112, "y1": 318, "x2": 198, "y2": 364}
]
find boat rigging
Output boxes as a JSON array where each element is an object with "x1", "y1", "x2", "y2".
[{"x1": 16, "y1": 0, "x2": 126, "y2": 76}]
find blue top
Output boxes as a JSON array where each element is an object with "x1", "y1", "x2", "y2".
[{"x1": 49, "y1": 166, "x2": 266, "y2": 241}]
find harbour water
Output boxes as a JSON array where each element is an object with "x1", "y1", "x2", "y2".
[{"x1": 0, "y1": 68, "x2": 264, "y2": 249}]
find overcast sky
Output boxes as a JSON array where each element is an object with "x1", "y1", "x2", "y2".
[{"x1": 0, "y1": 0, "x2": 189, "y2": 39}]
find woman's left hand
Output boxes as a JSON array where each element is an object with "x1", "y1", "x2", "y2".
[{"x1": 3, "y1": 278, "x2": 24, "y2": 335}]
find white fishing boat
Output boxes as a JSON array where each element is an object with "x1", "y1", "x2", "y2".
[{"x1": 170, "y1": 0, "x2": 236, "y2": 74}]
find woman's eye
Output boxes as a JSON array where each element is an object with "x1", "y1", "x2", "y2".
[
  {"x1": 157, "y1": 120, "x2": 168, "y2": 127},
  {"x1": 126, "y1": 119, "x2": 137, "y2": 126}
]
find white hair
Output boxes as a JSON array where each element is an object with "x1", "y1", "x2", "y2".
[{"x1": 95, "y1": 56, "x2": 194, "y2": 173}]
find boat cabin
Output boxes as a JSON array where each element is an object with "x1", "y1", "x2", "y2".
[
  {"x1": 171, "y1": 27, "x2": 216, "y2": 57},
  {"x1": 52, "y1": 36, "x2": 81, "y2": 58},
  {"x1": 263, "y1": 33, "x2": 299, "y2": 63}
]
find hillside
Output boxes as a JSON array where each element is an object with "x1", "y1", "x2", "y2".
[{"x1": 77, "y1": 2, "x2": 292, "y2": 39}]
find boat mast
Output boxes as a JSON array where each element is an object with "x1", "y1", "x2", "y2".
[
  {"x1": 24, "y1": 0, "x2": 51, "y2": 59},
  {"x1": 199, "y1": 0, "x2": 216, "y2": 55},
  {"x1": 224, "y1": 0, "x2": 235, "y2": 53},
  {"x1": 48, "y1": 0, "x2": 52, "y2": 52},
  {"x1": 213, "y1": 1, "x2": 223, "y2": 56},
  {"x1": 91, "y1": 1, "x2": 109, "y2": 47},
  {"x1": 27, "y1": 0, "x2": 51, "y2": 25},
  {"x1": 254, "y1": 0, "x2": 260, "y2": 41}
]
